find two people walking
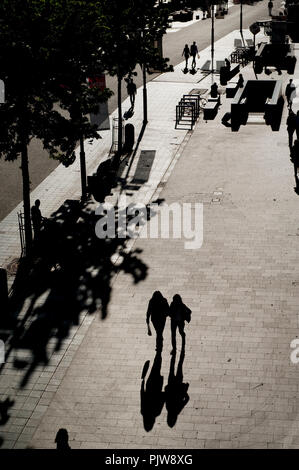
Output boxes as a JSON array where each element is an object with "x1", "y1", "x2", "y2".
[
  {"x1": 146, "y1": 291, "x2": 191, "y2": 354},
  {"x1": 182, "y1": 41, "x2": 199, "y2": 70}
]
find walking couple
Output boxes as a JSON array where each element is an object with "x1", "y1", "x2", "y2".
[{"x1": 146, "y1": 291, "x2": 191, "y2": 354}]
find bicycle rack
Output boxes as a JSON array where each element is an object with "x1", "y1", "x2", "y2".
[
  {"x1": 175, "y1": 93, "x2": 201, "y2": 130},
  {"x1": 230, "y1": 47, "x2": 252, "y2": 67},
  {"x1": 17, "y1": 211, "x2": 26, "y2": 257}
]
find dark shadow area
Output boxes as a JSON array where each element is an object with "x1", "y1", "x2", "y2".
[
  {"x1": 1, "y1": 195, "x2": 152, "y2": 388},
  {"x1": 140, "y1": 352, "x2": 165, "y2": 432},
  {"x1": 0, "y1": 397, "x2": 15, "y2": 425},
  {"x1": 291, "y1": 140, "x2": 299, "y2": 194},
  {"x1": 55, "y1": 428, "x2": 71, "y2": 450},
  {"x1": 130, "y1": 150, "x2": 156, "y2": 186},
  {"x1": 118, "y1": 122, "x2": 147, "y2": 191},
  {"x1": 123, "y1": 106, "x2": 134, "y2": 120},
  {"x1": 164, "y1": 346, "x2": 189, "y2": 428}
]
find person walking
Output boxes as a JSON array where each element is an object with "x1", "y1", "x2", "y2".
[
  {"x1": 268, "y1": 0, "x2": 273, "y2": 15},
  {"x1": 146, "y1": 291, "x2": 169, "y2": 352},
  {"x1": 295, "y1": 111, "x2": 299, "y2": 140},
  {"x1": 168, "y1": 294, "x2": 191, "y2": 355},
  {"x1": 290, "y1": 140, "x2": 299, "y2": 189},
  {"x1": 190, "y1": 41, "x2": 199, "y2": 69},
  {"x1": 287, "y1": 109, "x2": 297, "y2": 148},
  {"x1": 31, "y1": 199, "x2": 43, "y2": 240},
  {"x1": 182, "y1": 44, "x2": 190, "y2": 69},
  {"x1": 285, "y1": 79, "x2": 295, "y2": 108},
  {"x1": 127, "y1": 78, "x2": 137, "y2": 107},
  {"x1": 237, "y1": 73, "x2": 244, "y2": 88}
]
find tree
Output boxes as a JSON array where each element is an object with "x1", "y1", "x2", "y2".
[
  {"x1": 45, "y1": 0, "x2": 112, "y2": 198},
  {"x1": 0, "y1": 0, "x2": 112, "y2": 251},
  {"x1": 100, "y1": 0, "x2": 172, "y2": 161},
  {"x1": 131, "y1": 0, "x2": 173, "y2": 125}
]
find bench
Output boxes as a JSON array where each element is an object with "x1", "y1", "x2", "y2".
[
  {"x1": 231, "y1": 79, "x2": 284, "y2": 131},
  {"x1": 226, "y1": 83, "x2": 238, "y2": 98},
  {"x1": 203, "y1": 100, "x2": 218, "y2": 120},
  {"x1": 254, "y1": 42, "x2": 296, "y2": 74}
]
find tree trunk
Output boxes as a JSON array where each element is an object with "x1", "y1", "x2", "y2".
[
  {"x1": 116, "y1": 74, "x2": 122, "y2": 162},
  {"x1": 142, "y1": 63, "x2": 148, "y2": 126},
  {"x1": 79, "y1": 134, "x2": 87, "y2": 200},
  {"x1": 21, "y1": 142, "x2": 32, "y2": 255}
]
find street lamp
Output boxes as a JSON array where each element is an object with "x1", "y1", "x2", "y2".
[
  {"x1": 240, "y1": 0, "x2": 245, "y2": 46},
  {"x1": 139, "y1": 29, "x2": 148, "y2": 127},
  {"x1": 211, "y1": 3, "x2": 215, "y2": 81}
]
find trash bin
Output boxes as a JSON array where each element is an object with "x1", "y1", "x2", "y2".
[
  {"x1": 220, "y1": 66, "x2": 228, "y2": 86},
  {"x1": 124, "y1": 123, "x2": 135, "y2": 153}
]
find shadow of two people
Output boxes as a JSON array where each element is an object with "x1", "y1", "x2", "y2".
[{"x1": 140, "y1": 345, "x2": 189, "y2": 431}]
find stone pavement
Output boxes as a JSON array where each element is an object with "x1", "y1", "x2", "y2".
[{"x1": 1, "y1": 26, "x2": 299, "y2": 449}]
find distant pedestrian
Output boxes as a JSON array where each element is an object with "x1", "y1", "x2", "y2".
[
  {"x1": 146, "y1": 291, "x2": 169, "y2": 352},
  {"x1": 31, "y1": 199, "x2": 43, "y2": 240},
  {"x1": 285, "y1": 79, "x2": 295, "y2": 108},
  {"x1": 168, "y1": 294, "x2": 191, "y2": 355},
  {"x1": 290, "y1": 140, "x2": 299, "y2": 188},
  {"x1": 0, "y1": 397, "x2": 15, "y2": 425},
  {"x1": 182, "y1": 44, "x2": 190, "y2": 69},
  {"x1": 190, "y1": 41, "x2": 199, "y2": 69},
  {"x1": 296, "y1": 111, "x2": 299, "y2": 140},
  {"x1": 55, "y1": 428, "x2": 71, "y2": 450},
  {"x1": 268, "y1": 0, "x2": 273, "y2": 15},
  {"x1": 225, "y1": 58, "x2": 231, "y2": 71},
  {"x1": 287, "y1": 109, "x2": 296, "y2": 147},
  {"x1": 210, "y1": 82, "x2": 218, "y2": 98},
  {"x1": 237, "y1": 73, "x2": 244, "y2": 88},
  {"x1": 127, "y1": 78, "x2": 137, "y2": 107}
]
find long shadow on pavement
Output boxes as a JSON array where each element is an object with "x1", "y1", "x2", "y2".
[{"x1": 0, "y1": 197, "x2": 162, "y2": 390}]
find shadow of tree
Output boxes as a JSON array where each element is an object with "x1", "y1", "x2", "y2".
[{"x1": 1, "y1": 196, "x2": 159, "y2": 388}]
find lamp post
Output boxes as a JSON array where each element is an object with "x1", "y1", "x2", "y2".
[
  {"x1": 140, "y1": 29, "x2": 148, "y2": 127},
  {"x1": 211, "y1": 3, "x2": 215, "y2": 81},
  {"x1": 79, "y1": 133, "x2": 87, "y2": 200},
  {"x1": 240, "y1": 0, "x2": 245, "y2": 46}
]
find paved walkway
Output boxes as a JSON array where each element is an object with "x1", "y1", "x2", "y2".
[{"x1": 1, "y1": 27, "x2": 299, "y2": 449}]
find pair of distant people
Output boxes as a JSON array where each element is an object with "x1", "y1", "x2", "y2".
[
  {"x1": 146, "y1": 291, "x2": 191, "y2": 354},
  {"x1": 182, "y1": 41, "x2": 199, "y2": 70}
]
